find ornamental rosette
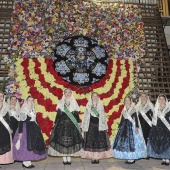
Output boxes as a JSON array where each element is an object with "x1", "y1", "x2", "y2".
[{"x1": 53, "y1": 36, "x2": 109, "y2": 86}]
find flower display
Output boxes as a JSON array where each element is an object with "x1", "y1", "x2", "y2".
[
  {"x1": 6, "y1": 0, "x2": 145, "y2": 63},
  {"x1": 15, "y1": 58, "x2": 134, "y2": 144},
  {"x1": 5, "y1": 80, "x2": 21, "y2": 98},
  {"x1": 5, "y1": 0, "x2": 146, "y2": 145}
]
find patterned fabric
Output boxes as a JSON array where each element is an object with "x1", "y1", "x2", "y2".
[
  {"x1": 152, "y1": 95, "x2": 170, "y2": 126},
  {"x1": 83, "y1": 115, "x2": 111, "y2": 152},
  {"x1": 147, "y1": 112, "x2": 170, "y2": 158},
  {"x1": 112, "y1": 110, "x2": 147, "y2": 160},
  {"x1": 113, "y1": 119, "x2": 135, "y2": 152},
  {"x1": 49, "y1": 109, "x2": 83, "y2": 156},
  {"x1": 112, "y1": 123, "x2": 146, "y2": 159},
  {"x1": 82, "y1": 96, "x2": 108, "y2": 132},
  {"x1": 53, "y1": 36, "x2": 109, "y2": 85},
  {"x1": 82, "y1": 115, "x2": 112, "y2": 159}
]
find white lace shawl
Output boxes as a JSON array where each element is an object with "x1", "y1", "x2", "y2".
[
  {"x1": 6, "y1": 98, "x2": 20, "y2": 121},
  {"x1": 57, "y1": 93, "x2": 80, "y2": 112},
  {"x1": 152, "y1": 95, "x2": 170, "y2": 127},
  {"x1": 19, "y1": 100, "x2": 37, "y2": 121},
  {"x1": 82, "y1": 96, "x2": 108, "y2": 132},
  {"x1": 0, "y1": 98, "x2": 9, "y2": 117},
  {"x1": 135, "y1": 95, "x2": 154, "y2": 114},
  {"x1": 121, "y1": 105, "x2": 137, "y2": 123},
  {"x1": 135, "y1": 95, "x2": 154, "y2": 127},
  {"x1": 0, "y1": 98, "x2": 11, "y2": 133}
]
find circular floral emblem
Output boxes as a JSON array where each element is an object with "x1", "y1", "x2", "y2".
[{"x1": 53, "y1": 36, "x2": 109, "y2": 86}]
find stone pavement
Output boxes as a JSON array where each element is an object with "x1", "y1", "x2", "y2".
[{"x1": 0, "y1": 157, "x2": 169, "y2": 170}]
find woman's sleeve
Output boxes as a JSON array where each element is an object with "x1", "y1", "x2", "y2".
[
  {"x1": 54, "y1": 109, "x2": 62, "y2": 124},
  {"x1": 18, "y1": 121, "x2": 23, "y2": 133},
  {"x1": 132, "y1": 112, "x2": 139, "y2": 128},
  {"x1": 165, "y1": 111, "x2": 170, "y2": 123}
]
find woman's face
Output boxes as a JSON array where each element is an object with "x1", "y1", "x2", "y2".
[
  {"x1": 159, "y1": 96, "x2": 166, "y2": 106},
  {"x1": 27, "y1": 97, "x2": 34, "y2": 107},
  {"x1": 64, "y1": 89, "x2": 72, "y2": 98},
  {"x1": 92, "y1": 93, "x2": 99, "y2": 102},
  {"x1": 141, "y1": 94, "x2": 148, "y2": 104},
  {"x1": 0, "y1": 92, "x2": 4, "y2": 102},
  {"x1": 124, "y1": 97, "x2": 131, "y2": 106},
  {"x1": 10, "y1": 97, "x2": 17, "y2": 106}
]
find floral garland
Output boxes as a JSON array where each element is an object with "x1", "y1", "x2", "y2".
[{"x1": 15, "y1": 58, "x2": 134, "y2": 144}]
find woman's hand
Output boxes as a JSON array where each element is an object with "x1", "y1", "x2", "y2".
[
  {"x1": 78, "y1": 123, "x2": 82, "y2": 129},
  {"x1": 82, "y1": 131, "x2": 84, "y2": 138},
  {"x1": 19, "y1": 133, "x2": 22, "y2": 140},
  {"x1": 136, "y1": 128, "x2": 139, "y2": 134}
]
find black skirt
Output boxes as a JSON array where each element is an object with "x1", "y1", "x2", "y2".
[
  {"x1": 49, "y1": 112, "x2": 83, "y2": 154},
  {"x1": 113, "y1": 119, "x2": 135, "y2": 152},
  {"x1": 83, "y1": 115, "x2": 111, "y2": 152},
  {"x1": 19, "y1": 116, "x2": 47, "y2": 155},
  {"x1": 26, "y1": 121, "x2": 47, "y2": 155},
  {"x1": 0, "y1": 121, "x2": 11, "y2": 155},
  {"x1": 149, "y1": 112, "x2": 170, "y2": 154}
]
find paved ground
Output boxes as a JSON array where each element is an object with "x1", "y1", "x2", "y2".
[{"x1": 0, "y1": 157, "x2": 169, "y2": 170}]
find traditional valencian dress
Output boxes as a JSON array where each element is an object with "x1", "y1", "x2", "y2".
[
  {"x1": 6, "y1": 99, "x2": 20, "y2": 139},
  {"x1": 136, "y1": 96, "x2": 154, "y2": 144},
  {"x1": 48, "y1": 94, "x2": 83, "y2": 156},
  {"x1": 112, "y1": 105, "x2": 147, "y2": 160},
  {"x1": 0, "y1": 99, "x2": 13, "y2": 164},
  {"x1": 13, "y1": 101, "x2": 47, "y2": 161},
  {"x1": 81, "y1": 97, "x2": 113, "y2": 160},
  {"x1": 147, "y1": 96, "x2": 170, "y2": 161}
]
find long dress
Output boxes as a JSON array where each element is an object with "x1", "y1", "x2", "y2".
[
  {"x1": 48, "y1": 108, "x2": 83, "y2": 156},
  {"x1": 147, "y1": 111, "x2": 170, "y2": 159},
  {"x1": 138, "y1": 109, "x2": 153, "y2": 144},
  {"x1": 82, "y1": 114, "x2": 113, "y2": 159},
  {"x1": 13, "y1": 115, "x2": 47, "y2": 161},
  {"x1": 0, "y1": 109, "x2": 13, "y2": 164},
  {"x1": 112, "y1": 107, "x2": 146, "y2": 160}
]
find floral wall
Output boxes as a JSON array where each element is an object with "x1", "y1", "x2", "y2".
[{"x1": 5, "y1": 0, "x2": 146, "y2": 145}]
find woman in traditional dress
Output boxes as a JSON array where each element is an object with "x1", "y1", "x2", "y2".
[
  {"x1": 0, "y1": 91, "x2": 14, "y2": 165},
  {"x1": 13, "y1": 96, "x2": 47, "y2": 168},
  {"x1": 81, "y1": 92, "x2": 113, "y2": 164},
  {"x1": 7, "y1": 95, "x2": 20, "y2": 139},
  {"x1": 147, "y1": 95, "x2": 170, "y2": 166},
  {"x1": 136, "y1": 93, "x2": 154, "y2": 145},
  {"x1": 48, "y1": 88, "x2": 83, "y2": 165},
  {"x1": 112, "y1": 96, "x2": 146, "y2": 164}
]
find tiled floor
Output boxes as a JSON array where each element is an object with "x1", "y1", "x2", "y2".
[{"x1": 0, "y1": 157, "x2": 169, "y2": 170}]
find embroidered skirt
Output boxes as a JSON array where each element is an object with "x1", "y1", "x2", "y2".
[
  {"x1": 81, "y1": 116, "x2": 113, "y2": 159},
  {"x1": 48, "y1": 113, "x2": 83, "y2": 156},
  {"x1": 112, "y1": 120, "x2": 147, "y2": 160}
]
